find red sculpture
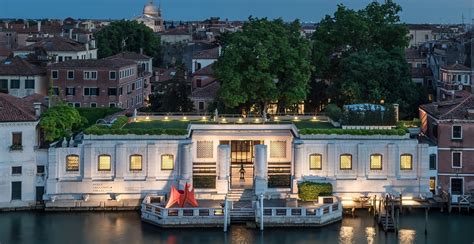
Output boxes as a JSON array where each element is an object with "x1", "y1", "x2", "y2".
[{"x1": 165, "y1": 183, "x2": 199, "y2": 208}]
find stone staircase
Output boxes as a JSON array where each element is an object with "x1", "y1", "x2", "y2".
[
  {"x1": 379, "y1": 214, "x2": 395, "y2": 232},
  {"x1": 228, "y1": 189, "x2": 256, "y2": 222}
]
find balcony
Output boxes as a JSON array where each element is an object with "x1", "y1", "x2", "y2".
[
  {"x1": 437, "y1": 81, "x2": 463, "y2": 91},
  {"x1": 9, "y1": 144, "x2": 23, "y2": 151}
]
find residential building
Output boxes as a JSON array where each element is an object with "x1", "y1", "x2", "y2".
[
  {"x1": 161, "y1": 28, "x2": 193, "y2": 44},
  {"x1": 0, "y1": 93, "x2": 46, "y2": 209},
  {"x1": 408, "y1": 24, "x2": 436, "y2": 47},
  {"x1": 13, "y1": 36, "x2": 97, "y2": 62},
  {"x1": 105, "y1": 51, "x2": 153, "y2": 73},
  {"x1": 0, "y1": 56, "x2": 47, "y2": 97},
  {"x1": 437, "y1": 63, "x2": 472, "y2": 100},
  {"x1": 191, "y1": 46, "x2": 220, "y2": 73},
  {"x1": 190, "y1": 63, "x2": 219, "y2": 112},
  {"x1": 47, "y1": 59, "x2": 152, "y2": 109},
  {"x1": 419, "y1": 91, "x2": 474, "y2": 202},
  {"x1": 45, "y1": 122, "x2": 430, "y2": 209}
]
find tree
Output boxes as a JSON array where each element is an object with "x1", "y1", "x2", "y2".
[
  {"x1": 215, "y1": 18, "x2": 312, "y2": 117},
  {"x1": 149, "y1": 64, "x2": 193, "y2": 112},
  {"x1": 309, "y1": 1, "x2": 417, "y2": 118},
  {"x1": 95, "y1": 20, "x2": 162, "y2": 65},
  {"x1": 40, "y1": 104, "x2": 86, "y2": 142}
]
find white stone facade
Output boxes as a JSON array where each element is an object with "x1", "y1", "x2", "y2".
[
  {"x1": 44, "y1": 124, "x2": 431, "y2": 208},
  {"x1": 0, "y1": 74, "x2": 48, "y2": 97}
]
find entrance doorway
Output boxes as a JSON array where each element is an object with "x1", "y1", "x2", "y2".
[{"x1": 220, "y1": 140, "x2": 262, "y2": 189}]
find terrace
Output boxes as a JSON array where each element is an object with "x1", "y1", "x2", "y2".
[{"x1": 83, "y1": 113, "x2": 410, "y2": 136}]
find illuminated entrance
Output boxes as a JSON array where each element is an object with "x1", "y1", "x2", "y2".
[{"x1": 220, "y1": 140, "x2": 262, "y2": 189}]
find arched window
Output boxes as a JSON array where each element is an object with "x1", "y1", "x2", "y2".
[
  {"x1": 98, "y1": 154, "x2": 111, "y2": 171},
  {"x1": 370, "y1": 154, "x2": 383, "y2": 170},
  {"x1": 66, "y1": 154, "x2": 79, "y2": 171},
  {"x1": 130, "y1": 154, "x2": 143, "y2": 171},
  {"x1": 161, "y1": 154, "x2": 174, "y2": 170},
  {"x1": 309, "y1": 154, "x2": 322, "y2": 170},
  {"x1": 400, "y1": 154, "x2": 413, "y2": 170},
  {"x1": 340, "y1": 154, "x2": 352, "y2": 170}
]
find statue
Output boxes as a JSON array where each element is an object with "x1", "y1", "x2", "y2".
[
  {"x1": 165, "y1": 183, "x2": 199, "y2": 208},
  {"x1": 239, "y1": 164, "x2": 246, "y2": 180}
]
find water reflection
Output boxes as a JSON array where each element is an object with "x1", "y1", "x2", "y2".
[
  {"x1": 339, "y1": 226, "x2": 354, "y2": 244},
  {"x1": 398, "y1": 229, "x2": 416, "y2": 244},
  {"x1": 365, "y1": 227, "x2": 376, "y2": 244}
]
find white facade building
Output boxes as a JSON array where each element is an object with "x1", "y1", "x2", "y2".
[
  {"x1": 0, "y1": 93, "x2": 46, "y2": 209},
  {"x1": 0, "y1": 56, "x2": 48, "y2": 97},
  {"x1": 45, "y1": 123, "x2": 431, "y2": 209}
]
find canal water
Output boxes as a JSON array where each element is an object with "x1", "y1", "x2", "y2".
[{"x1": 0, "y1": 210, "x2": 472, "y2": 244}]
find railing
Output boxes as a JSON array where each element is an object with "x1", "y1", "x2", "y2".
[{"x1": 259, "y1": 202, "x2": 341, "y2": 218}]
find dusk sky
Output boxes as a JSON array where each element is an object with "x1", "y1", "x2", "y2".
[{"x1": 1, "y1": 0, "x2": 473, "y2": 23}]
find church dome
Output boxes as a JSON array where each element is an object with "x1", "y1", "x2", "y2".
[{"x1": 143, "y1": 1, "x2": 160, "y2": 17}]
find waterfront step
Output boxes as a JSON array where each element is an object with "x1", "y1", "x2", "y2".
[
  {"x1": 379, "y1": 215, "x2": 395, "y2": 231},
  {"x1": 230, "y1": 208, "x2": 255, "y2": 222},
  {"x1": 227, "y1": 189, "x2": 255, "y2": 201}
]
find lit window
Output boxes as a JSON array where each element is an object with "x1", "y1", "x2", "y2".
[
  {"x1": 66, "y1": 155, "x2": 79, "y2": 171},
  {"x1": 130, "y1": 155, "x2": 142, "y2": 171},
  {"x1": 309, "y1": 154, "x2": 322, "y2": 170},
  {"x1": 98, "y1": 155, "x2": 111, "y2": 171},
  {"x1": 340, "y1": 154, "x2": 352, "y2": 170},
  {"x1": 370, "y1": 154, "x2": 382, "y2": 170},
  {"x1": 161, "y1": 154, "x2": 174, "y2": 170},
  {"x1": 400, "y1": 154, "x2": 413, "y2": 170}
]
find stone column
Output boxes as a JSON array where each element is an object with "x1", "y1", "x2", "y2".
[
  {"x1": 216, "y1": 144, "x2": 230, "y2": 194},
  {"x1": 327, "y1": 143, "x2": 336, "y2": 178},
  {"x1": 146, "y1": 143, "x2": 157, "y2": 181},
  {"x1": 82, "y1": 143, "x2": 92, "y2": 181},
  {"x1": 179, "y1": 142, "x2": 192, "y2": 187},
  {"x1": 292, "y1": 141, "x2": 304, "y2": 194},
  {"x1": 387, "y1": 143, "x2": 398, "y2": 179},
  {"x1": 254, "y1": 144, "x2": 268, "y2": 195},
  {"x1": 115, "y1": 143, "x2": 125, "y2": 181},
  {"x1": 357, "y1": 143, "x2": 364, "y2": 178}
]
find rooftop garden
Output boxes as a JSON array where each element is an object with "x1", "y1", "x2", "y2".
[{"x1": 82, "y1": 115, "x2": 409, "y2": 136}]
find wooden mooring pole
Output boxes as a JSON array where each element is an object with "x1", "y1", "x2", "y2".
[{"x1": 424, "y1": 208, "x2": 428, "y2": 235}]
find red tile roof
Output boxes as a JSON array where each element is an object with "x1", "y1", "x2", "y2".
[
  {"x1": 192, "y1": 63, "x2": 214, "y2": 76},
  {"x1": 192, "y1": 47, "x2": 220, "y2": 59},
  {"x1": 0, "y1": 56, "x2": 46, "y2": 76},
  {"x1": 420, "y1": 91, "x2": 474, "y2": 120},
  {"x1": 0, "y1": 93, "x2": 38, "y2": 122},
  {"x1": 105, "y1": 51, "x2": 151, "y2": 61},
  {"x1": 15, "y1": 36, "x2": 89, "y2": 52},
  {"x1": 441, "y1": 63, "x2": 471, "y2": 71},
  {"x1": 48, "y1": 58, "x2": 136, "y2": 69},
  {"x1": 190, "y1": 80, "x2": 219, "y2": 99}
]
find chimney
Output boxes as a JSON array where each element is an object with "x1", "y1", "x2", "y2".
[
  {"x1": 69, "y1": 29, "x2": 73, "y2": 39},
  {"x1": 34, "y1": 102, "x2": 42, "y2": 117},
  {"x1": 37, "y1": 21, "x2": 41, "y2": 33}
]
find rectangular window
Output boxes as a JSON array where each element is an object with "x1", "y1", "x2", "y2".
[
  {"x1": 429, "y1": 154, "x2": 437, "y2": 170},
  {"x1": 309, "y1": 154, "x2": 322, "y2": 170},
  {"x1": 132, "y1": 83, "x2": 135, "y2": 90},
  {"x1": 74, "y1": 103, "x2": 81, "y2": 108},
  {"x1": 370, "y1": 154, "x2": 382, "y2": 170},
  {"x1": 452, "y1": 125, "x2": 462, "y2": 139},
  {"x1": 109, "y1": 71, "x2": 116, "y2": 80},
  {"x1": 11, "y1": 182, "x2": 21, "y2": 200},
  {"x1": 12, "y1": 166, "x2": 22, "y2": 175},
  {"x1": 109, "y1": 103, "x2": 116, "y2": 108},
  {"x1": 66, "y1": 87, "x2": 75, "y2": 96},
  {"x1": 340, "y1": 154, "x2": 352, "y2": 170},
  {"x1": 12, "y1": 132, "x2": 22, "y2": 146},
  {"x1": 0, "y1": 79, "x2": 8, "y2": 92},
  {"x1": 119, "y1": 87, "x2": 123, "y2": 95},
  {"x1": 452, "y1": 152, "x2": 462, "y2": 168},
  {"x1": 84, "y1": 87, "x2": 99, "y2": 96},
  {"x1": 198, "y1": 101, "x2": 204, "y2": 110},
  {"x1": 90, "y1": 103, "x2": 97, "y2": 108},
  {"x1": 451, "y1": 178, "x2": 463, "y2": 195},
  {"x1": 400, "y1": 154, "x2": 413, "y2": 170},
  {"x1": 25, "y1": 79, "x2": 35, "y2": 89},
  {"x1": 10, "y1": 79, "x2": 20, "y2": 89},
  {"x1": 52, "y1": 87, "x2": 59, "y2": 95},
  {"x1": 67, "y1": 70, "x2": 74, "y2": 80},
  {"x1": 161, "y1": 154, "x2": 174, "y2": 170},
  {"x1": 37, "y1": 165, "x2": 45, "y2": 174},
  {"x1": 51, "y1": 70, "x2": 58, "y2": 79},
  {"x1": 66, "y1": 155, "x2": 79, "y2": 171},
  {"x1": 98, "y1": 155, "x2": 111, "y2": 171},
  {"x1": 108, "y1": 88, "x2": 117, "y2": 96},
  {"x1": 270, "y1": 141, "x2": 286, "y2": 158},
  {"x1": 84, "y1": 71, "x2": 97, "y2": 80},
  {"x1": 197, "y1": 141, "x2": 213, "y2": 158},
  {"x1": 130, "y1": 155, "x2": 142, "y2": 171}
]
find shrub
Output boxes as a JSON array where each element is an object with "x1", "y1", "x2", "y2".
[
  {"x1": 77, "y1": 107, "x2": 122, "y2": 128},
  {"x1": 325, "y1": 104, "x2": 343, "y2": 122},
  {"x1": 298, "y1": 182, "x2": 333, "y2": 201}
]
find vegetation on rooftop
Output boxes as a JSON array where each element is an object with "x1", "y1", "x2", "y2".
[
  {"x1": 77, "y1": 107, "x2": 123, "y2": 129},
  {"x1": 83, "y1": 117, "x2": 188, "y2": 136},
  {"x1": 40, "y1": 103, "x2": 86, "y2": 142},
  {"x1": 298, "y1": 182, "x2": 333, "y2": 201}
]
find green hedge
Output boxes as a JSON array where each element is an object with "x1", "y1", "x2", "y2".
[
  {"x1": 298, "y1": 182, "x2": 332, "y2": 201},
  {"x1": 193, "y1": 176, "x2": 216, "y2": 189},
  {"x1": 268, "y1": 175, "x2": 291, "y2": 188},
  {"x1": 299, "y1": 128, "x2": 407, "y2": 136},
  {"x1": 83, "y1": 116, "x2": 187, "y2": 136},
  {"x1": 77, "y1": 107, "x2": 123, "y2": 128}
]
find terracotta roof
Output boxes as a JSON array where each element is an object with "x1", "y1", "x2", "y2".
[
  {"x1": 410, "y1": 67, "x2": 432, "y2": 78},
  {"x1": 105, "y1": 51, "x2": 151, "y2": 61},
  {"x1": 420, "y1": 91, "x2": 474, "y2": 120},
  {"x1": 190, "y1": 80, "x2": 219, "y2": 99},
  {"x1": 440, "y1": 63, "x2": 471, "y2": 71},
  {"x1": 48, "y1": 58, "x2": 136, "y2": 69},
  {"x1": 193, "y1": 47, "x2": 220, "y2": 59},
  {"x1": 0, "y1": 56, "x2": 46, "y2": 76},
  {"x1": 15, "y1": 36, "x2": 89, "y2": 52},
  {"x1": 405, "y1": 48, "x2": 425, "y2": 60},
  {"x1": 193, "y1": 63, "x2": 214, "y2": 76},
  {"x1": 0, "y1": 46, "x2": 12, "y2": 57},
  {"x1": 0, "y1": 93, "x2": 37, "y2": 122},
  {"x1": 154, "y1": 67, "x2": 176, "y2": 82},
  {"x1": 161, "y1": 28, "x2": 191, "y2": 36}
]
